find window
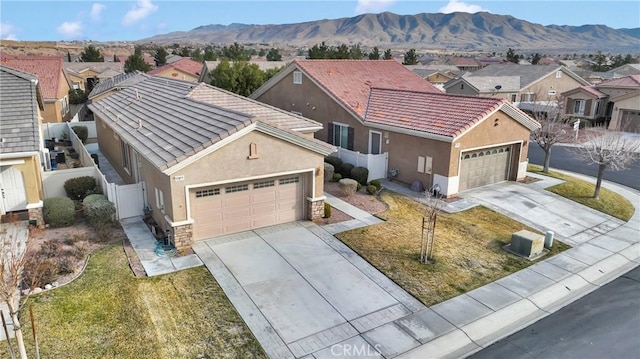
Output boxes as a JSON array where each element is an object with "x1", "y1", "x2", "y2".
[
  {"x1": 279, "y1": 177, "x2": 299, "y2": 185},
  {"x1": 510, "y1": 94, "x2": 517, "y2": 102},
  {"x1": 253, "y1": 180, "x2": 275, "y2": 189},
  {"x1": 293, "y1": 71, "x2": 302, "y2": 84},
  {"x1": 225, "y1": 184, "x2": 249, "y2": 193},
  {"x1": 369, "y1": 130, "x2": 382, "y2": 155},
  {"x1": 555, "y1": 70, "x2": 562, "y2": 78},
  {"x1": 573, "y1": 99, "x2": 586, "y2": 115},
  {"x1": 460, "y1": 83, "x2": 464, "y2": 90},
  {"x1": 155, "y1": 188, "x2": 164, "y2": 211},
  {"x1": 195, "y1": 188, "x2": 220, "y2": 198},
  {"x1": 72, "y1": 82, "x2": 80, "y2": 90},
  {"x1": 595, "y1": 100, "x2": 601, "y2": 115},
  {"x1": 60, "y1": 96, "x2": 69, "y2": 116},
  {"x1": 120, "y1": 140, "x2": 131, "y2": 173},
  {"x1": 329, "y1": 123, "x2": 353, "y2": 149},
  {"x1": 521, "y1": 93, "x2": 535, "y2": 102}
]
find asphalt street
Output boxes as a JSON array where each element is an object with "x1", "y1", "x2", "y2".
[
  {"x1": 527, "y1": 144, "x2": 640, "y2": 190},
  {"x1": 469, "y1": 266, "x2": 640, "y2": 359}
]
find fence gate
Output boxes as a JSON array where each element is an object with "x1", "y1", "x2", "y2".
[{"x1": 115, "y1": 182, "x2": 145, "y2": 219}]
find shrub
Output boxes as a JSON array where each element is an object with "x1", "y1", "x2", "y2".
[
  {"x1": 324, "y1": 163, "x2": 335, "y2": 182},
  {"x1": 63, "y1": 230, "x2": 87, "y2": 245},
  {"x1": 22, "y1": 254, "x2": 58, "y2": 289},
  {"x1": 41, "y1": 239, "x2": 62, "y2": 258},
  {"x1": 339, "y1": 163, "x2": 355, "y2": 178},
  {"x1": 367, "y1": 185, "x2": 377, "y2": 195},
  {"x1": 338, "y1": 178, "x2": 358, "y2": 196},
  {"x1": 84, "y1": 198, "x2": 116, "y2": 226},
  {"x1": 72, "y1": 125, "x2": 88, "y2": 143},
  {"x1": 57, "y1": 256, "x2": 76, "y2": 275},
  {"x1": 83, "y1": 193, "x2": 106, "y2": 206},
  {"x1": 324, "y1": 156, "x2": 343, "y2": 169},
  {"x1": 369, "y1": 179, "x2": 382, "y2": 190},
  {"x1": 323, "y1": 202, "x2": 332, "y2": 218},
  {"x1": 350, "y1": 166, "x2": 369, "y2": 185},
  {"x1": 64, "y1": 176, "x2": 98, "y2": 201},
  {"x1": 332, "y1": 173, "x2": 342, "y2": 182},
  {"x1": 43, "y1": 197, "x2": 75, "y2": 227},
  {"x1": 356, "y1": 182, "x2": 362, "y2": 191}
]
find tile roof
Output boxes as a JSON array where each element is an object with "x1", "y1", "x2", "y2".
[
  {"x1": 148, "y1": 58, "x2": 203, "y2": 77},
  {"x1": 466, "y1": 64, "x2": 585, "y2": 89},
  {"x1": 88, "y1": 74, "x2": 333, "y2": 171},
  {"x1": 597, "y1": 74, "x2": 640, "y2": 88},
  {"x1": 364, "y1": 88, "x2": 539, "y2": 139},
  {"x1": 293, "y1": 60, "x2": 441, "y2": 119},
  {"x1": 0, "y1": 55, "x2": 67, "y2": 100},
  {"x1": 65, "y1": 62, "x2": 124, "y2": 76},
  {"x1": 447, "y1": 57, "x2": 483, "y2": 67},
  {"x1": 188, "y1": 83, "x2": 322, "y2": 131},
  {"x1": 88, "y1": 71, "x2": 146, "y2": 99},
  {"x1": 578, "y1": 86, "x2": 607, "y2": 98},
  {"x1": 0, "y1": 66, "x2": 42, "y2": 153}
]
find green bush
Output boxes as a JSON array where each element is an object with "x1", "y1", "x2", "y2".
[
  {"x1": 338, "y1": 178, "x2": 358, "y2": 196},
  {"x1": 339, "y1": 163, "x2": 354, "y2": 178},
  {"x1": 350, "y1": 166, "x2": 369, "y2": 185},
  {"x1": 72, "y1": 125, "x2": 89, "y2": 144},
  {"x1": 64, "y1": 176, "x2": 98, "y2": 201},
  {"x1": 332, "y1": 173, "x2": 342, "y2": 182},
  {"x1": 369, "y1": 179, "x2": 382, "y2": 190},
  {"x1": 323, "y1": 202, "x2": 332, "y2": 218},
  {"x1": 367, "y1": 185, "x2": 377, "y2": 195},
  {"x1": 83, "y1": 194, "x2": 107, "y2": 207},
  {"x1": 84, "y1": 198, "x2": 116, "y2": 226},
  {"x1": 43, "y1": 197, "x2": 75, "y2": 227},
  {"x1": 324, "y1": 163, "x2": 335, "y2": 182},
  {"x1": 324, "y1": 156, "x2": 343, "y2": 169}
]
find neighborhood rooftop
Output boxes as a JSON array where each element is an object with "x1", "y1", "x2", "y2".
[
  {"x1": 0, "y1": 55, "x2": 68, "y2": 100},
  {"x1": 465, "y1": 64, "x2": 587, "y2": 89},
  {"x1": 287, "y1": 59, "x2": 442, "y2": 119},
  {"x1": 597, "y1": 74, "x2": 640, "y2": 88},
  {"x1": 89, "y1": 71, "x2": 146, "y2": 99},
  {"x1": 148, "y1": 57, "x2": 203, "y2": 77},
  {"x1": 0, "y1": 65, "x2": 43, "y2": 153},
  {"x1": 364, "y1": 88, "x2": 540, "y2": 138}
]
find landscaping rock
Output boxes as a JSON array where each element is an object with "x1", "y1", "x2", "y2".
[
  {"x1": 31, "y1": 287, "x2": 43, "y2": 294},
  {"x1": 52, "y1": 281, "x2": 59, "y2": 287},
  {"x1": 45, "y1": 284, "x2": 53, "y2": 290}
]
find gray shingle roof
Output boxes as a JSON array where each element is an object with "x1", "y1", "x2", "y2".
[
  {"x1": 88, "y1": 74, "x2": 333, "y2": 172},
  {"x1": 0, "y1": 65, "x2": 42, "y2": 154},
  {"x1": 466, "y1": 64, "x2": 567, "y2": 90},
  {"x1": 88, "y1": 71, "x2": 145, "y2": 99},
  {"x1": 65, "y1": 62, "x2": 124, "y2": 76},
  {"x1": 460, "y1": 75, "x2": 521, "y2": 92},
  {"x1": 188, "y1": 83, "x2": 322, "y2": 131}
]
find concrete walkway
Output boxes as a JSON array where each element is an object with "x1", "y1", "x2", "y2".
[
  {"x1": 323, "y1": 193, "x2": 384, "y2": 234},
  {"x1": 0, "y1": 221, "x2": 29, "y2": 341},
  {"x1": 120, "y1": 217, "x2": 202, "y2": 276}
]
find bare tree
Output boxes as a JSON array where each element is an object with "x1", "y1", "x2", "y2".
[
  {"x1": 528, "y1": 91, "x2": 573, "y2": 173},
  {"x1": 420, "y1": 190, "x2": 446, "y2": 263},
  {"x1": 574, "y1": 132, "x2": 640, "y2": 199},
  {"x1": 0, "y1": 220, "x2": 32, "y2": 359}
]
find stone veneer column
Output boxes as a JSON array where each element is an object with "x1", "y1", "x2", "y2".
[
  {"x1": 28, "y1": 207, "x2": 44, "y2": 228},
  {"x1": 307, "y1": 198, "x2": 325, "y2": 220},
  {"x1": 172, "y1": 224, "x2": 193, "y2": 250}
]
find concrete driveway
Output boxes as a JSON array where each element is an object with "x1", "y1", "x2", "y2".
[{"x1": 193, "y1": 222, "x2": 426, "y2": 358}]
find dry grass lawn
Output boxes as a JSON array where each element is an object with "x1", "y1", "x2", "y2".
[
  {"x1": 1, "y1": 245, "x2": 265, "y2": 359},
  {"x1": 337, "y1": 191, "x2": 570, "y2": 306}
]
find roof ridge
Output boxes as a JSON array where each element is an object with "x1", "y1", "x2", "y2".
[{"x1": 370, "y1": 86, "x2": 505, "y2": 103}]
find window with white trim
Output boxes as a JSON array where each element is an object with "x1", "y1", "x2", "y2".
[
  {"x1": 155, "y1": 188, "x2": 164, "y2": 212},
  {"x1": 510, "y1": 94, "x2": 517, "y2": 102},
  {"x1": 195, "y1": 188, "x2": 220, "y2": 198},
  {"x1": 332, "y1": 123, "x2": 349, "y2": 149},
  {"x1": 555, "y1": 70, "x2": 562, "y2": 78},
  {"x1": 573, "y1": 99, "x2": 586, "y2": 115},
  {"x1": 293, "y1": 71, "x2": 302, "y2": 84}
]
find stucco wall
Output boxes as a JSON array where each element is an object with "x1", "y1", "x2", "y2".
[
  {"x1": 152, "y1": 68, "x2": 198, "y2": 82},
  {"x1": 446, "y1": 82, "x2": 480, "y2": 96},
  {"x1": 95, "y1": 116, "x2": 135, "y2": 184},
  {"x1": 609, "y1": 95, "x2": 640, "y2": 131},
  {"x1": 10, "y1": 156, "x2": 44, "y2": 205},
  {"x1": 521, "y1": 70, "x2": 586, "y2": 100}
]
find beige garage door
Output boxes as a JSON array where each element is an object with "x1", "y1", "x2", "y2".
[
  {"x1": 459, "y1": 146, "x2": 511, "y2": 191},
  {"x1": 191, "y1": 175, "x2": 303, "y2": 240},
  {"x1": 620, "y1": 110, "x2": 640, "y2": 133}
]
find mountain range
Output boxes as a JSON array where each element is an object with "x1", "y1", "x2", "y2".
[{"x1": 141, "y1": 12, "x2": 639, "y2": 52}]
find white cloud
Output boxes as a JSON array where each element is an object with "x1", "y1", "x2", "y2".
[
  {"x1": 0, "y1": 23, "x2": 18, "y2": 40},
  {"x1": 91, "y1": 3, "x2": 106, "y2": 21},
  {"x1": 355, "y1": 0, "x2": 397, "y2": 14},
  {"x1": 57, "y1": 21, "x2": 83, "y2": 38},
  {"x1": 122, "y1": 0, "x2": 158, "y2": 26},
  {"x1": 439, "y1": 0, "x2": 488, "y2": 14}
]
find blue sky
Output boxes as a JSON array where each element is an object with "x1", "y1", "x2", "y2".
[{"x1": 1, "y1": 0, "x2": 639, "y2": 41}]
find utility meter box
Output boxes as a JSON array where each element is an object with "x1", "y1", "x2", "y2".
[{"x1": 510, "y1": 230, "x2": 544, "y2": 258}]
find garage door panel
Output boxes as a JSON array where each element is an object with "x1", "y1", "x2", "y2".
[
  {"x1": 460, "y1": 146, "x2": 511, "y2": 191},
  {"x1": 191, "y1": 175, "x2": 304, "y2": 240}
]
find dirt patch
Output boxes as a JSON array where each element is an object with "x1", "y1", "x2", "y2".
[
  {"x1": 520, "y1": 176, "x2": 542, "y2": 184},
  {"x1": 122, "y1": 233, "x2": 147, "y2": 278},
  {"x1": 313, "y1": 207, "x2": 353, "y2": 225},
  {"x1": 324, "y1": 181, "x2": 388, "y2": 214}
]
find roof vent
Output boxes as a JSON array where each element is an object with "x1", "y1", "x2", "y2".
[
  {"x1": 495, "y1": 85, "x2": 502, "y2": 90},
  {"x1": 135, "y1": 89, "x2": 141, "y2": 100},
  {"x1": 137, "y1": 119, "x2": 143, "y2": 129},
  {"x1": 115, "y1": 114, "x2": 120, "y2": 123}
]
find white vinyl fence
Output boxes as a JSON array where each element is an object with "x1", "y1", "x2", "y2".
[{"x1": 330, "y1": 148, "x2": 388, "y2": 182}]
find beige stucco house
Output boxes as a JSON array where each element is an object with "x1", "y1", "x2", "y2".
[
  {"x1": 0, "y1": 66, "x2": 46, "y2": 226},
  {"x1": 1, "y1": 55, "x2": 72, "y2": 123},
  {"x1": 148, "y1": 58, "x2": 203, "y2": 82},
  {"x1": 88, "y1": 74, "x2": 333, "y2": 249},
  {"x1": 65, "y1": 62, "x2": 124, "y2": 92},
  {"x1": 251, "y1": 60, "x2": 540, "y2": 196}
]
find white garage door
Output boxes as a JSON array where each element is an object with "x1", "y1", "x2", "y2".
[
  {"x1": 459, "y1": 146, "x2": 511, "y2": 191},
  {"x1": 191, "y1": 175, "x2": 303, "y2": 240}
]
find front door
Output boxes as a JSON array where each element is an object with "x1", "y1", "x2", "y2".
[{"x1": 0, "y1": 166, "x2": 28, "y2": 213}]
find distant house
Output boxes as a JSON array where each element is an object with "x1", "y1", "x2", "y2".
[
  {"x1": 0, "y1": 66, "x2": 46, "y2": 225},
  {"x1": 446, "y1": 57, "x2": 483, "y2": 72},
  {"x1": 537, "y1": 57, "x2": 559, "y2": 66},
  {"x1": 148, "y1": 58, "x2": 203, "y2": 82},
  {"x1": 88, "y1": 73, "x2": 333, "y2": 249},
  {"x1": 563, "y1": 75, "x2": 640, "y2": 132},
  {"x1": 165, "y1": 54, "x2": 183, "y2": 64},
  {"x1": 251, "y1": 60, "x2": 540, "y2": 196},
  {"x1": 444, "y1": 64, "x2": 590, "y2": 114},
  {"x1": 407, "y1": 65, "x2": 461, "y2": 90},
  {"x1": 1, "y1": 55, "x2": 72, "y2": 123},
  {"x1": 607, "y1": 63, "x2": 640, "y2": 78},
  {"x1": 65, "y1": 62, "x2": 125, "y2": 92},
  {"x1": 198, "y1": 60, "x2": 288, "y2": 83}
]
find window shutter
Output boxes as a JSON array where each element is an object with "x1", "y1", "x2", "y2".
[
  {"x1": 327, "y1": 123, "x2": 334, "y2": 144},
  {"x1": 347, "y1": 127, "x2": 355, "y2": 150}
]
